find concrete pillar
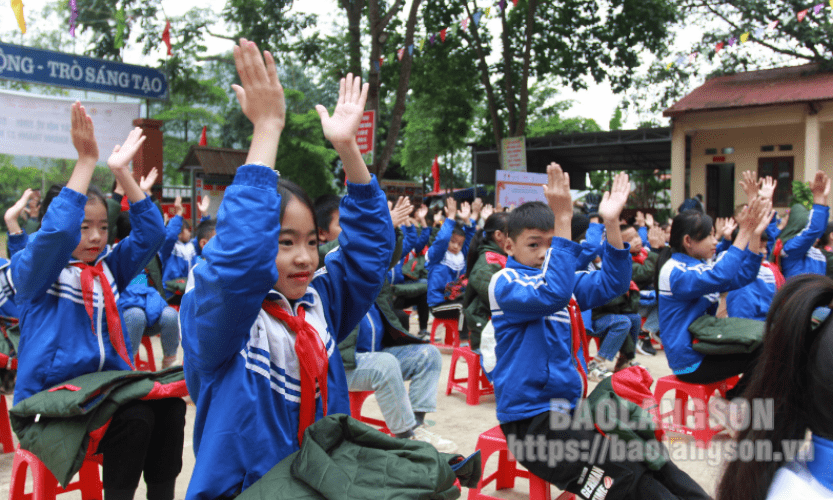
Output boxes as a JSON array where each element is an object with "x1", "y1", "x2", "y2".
[
  {"x1": 131, "y1": 118, "x2": 164, "y2": 200},
  {"x1": 670, "y1": 122, "x2": 687, "y2": 212},
  {"x1": 804, "y1": 112, "x2": 820, "y2": 182}
]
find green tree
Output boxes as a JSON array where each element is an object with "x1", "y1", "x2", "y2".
[{"x1": 448, "y1": 0, "x2": 676, "y2": 158}]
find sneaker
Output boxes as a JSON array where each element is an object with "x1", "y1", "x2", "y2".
[
  {"x1": 417, "y1": 330, "x2": 430, "y2": 340},
  {"x1": 587, "y1": 359, "x2": 612, "y2": 382},
  {"x1": 636, "y1": 338, "x2": 657, "y2": 356},
  {"x1": 411, "y1": 425, "x2": 459, "y2": 454}
]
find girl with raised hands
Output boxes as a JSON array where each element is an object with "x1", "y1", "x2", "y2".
[
  {"x1": 11, "y1": 102, "x2": 183, "y2": 500},
  {"x1": 180, "y1": 39, "x2": 394, "y2": 500}
]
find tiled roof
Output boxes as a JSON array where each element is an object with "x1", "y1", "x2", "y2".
[
  {"x1": 178, "y1": 145, "x2": 248, "y2": 176},
  {"x1": 663, "y1": 64, "x2": 833, "y2": 117}
]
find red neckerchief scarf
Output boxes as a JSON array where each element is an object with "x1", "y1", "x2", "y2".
[
  {"x1": 632, "y1": 247, "x2": 648, "y2": 265},
  {"x1": 71, "y1": 262, "x2": 134, "y2": 370},
  {"x1": 567, "y1": 298, "x2": 589, "y2": 398},
  {"x1": 261, "y1": 300, "x2": 329, "y2": 445},
  {"x1": 761, "y1": 260, "x2": 786, "y2": 289}
]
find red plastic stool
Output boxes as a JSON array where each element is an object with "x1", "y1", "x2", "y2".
[
  {"x1": 654, "y1": 375, "x2": 739, "y2": 448},
  {"x1": 9, "y1": 447, "x2": 103, "y2": 500},
  {"x1": 430, "y1": 317, "x2": 461, "y2": 348},
  {"x1": 134, "y1": 336, "x2": 156, "y2": 372},
  {"x1": 446, "y1": 347, "x2": 494, "y2": 405},
  {"x1": 349, "y1": 391, "x2": 392, "y2": 435},
  {"x1": 469, "y1": 425, "x2": 573, "y2": 500},
  {"x1": 0, "y1": 395, "x2": 15, "y2": 453}
]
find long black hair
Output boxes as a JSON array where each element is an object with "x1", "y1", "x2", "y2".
[
  {"x1": 716, "y1": 274, "x2": 833, "y2": 500},
  {"x1": 466, "y1": 212, "x2": 509, "y2": 280},
  {"x1": 654, "y1": 209, "x2": 713, "y2": 292}
]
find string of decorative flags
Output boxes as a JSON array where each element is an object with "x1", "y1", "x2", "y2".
[
  {"x1": 8, "y1": 0, "x2": 521, "y2": 60},
  {"x1": 665, "y1": 0, "x2": 833, "y2": 70}
]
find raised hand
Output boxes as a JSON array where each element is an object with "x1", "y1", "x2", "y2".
[
  {"x1": 139, "y1": 167, "x2": 159, "y2": 194},
  {"x1": 645, "y1": 212, "x2": 655, "y2": 228},
  {"x1": 722, "y1": 217, "x2": 737, "y2": 241},
  {"x1": 4, "y1": 188, "x2": 33, "y2": 234},
  {"x1": 174, "y1": 195, "x2": 184, "y2": 217},
  {"x1": 108, "y1": 127, "x2": 146, "y2": 175},
  {"x1": 232, "y1": 38, "x2": 284, "y2": 131},
  {"x1": 316, "y1": 73, "x2": 368, "y2": 150},
  {"x1": 758, "y1": 176, "x2": 776, "y2": 200},
  {"x1": 389, "y1": 196, "x2": 412, "y2": 227},
  {"x1": 416, "y1": 204, "x2": 428, "y2": 226},
  {"x1": 810, "y1": 171, "x2": 830, "y2": 205},
  {"x1": 444, "y1": 197, "x2": 458, "y2": 221},
  {"x1": 70, "y1": 101, "x2": 98, "y2": 163},
  {"x1": 598, "y1": 172, "x2": 630, "y2": 223},
  {"x1": 433, "y1": 210, "x2": 445, "y2": 226},
  {"x1": 459, "y1": 201, "x2": 472, "y2": 222},
  {"x1": 635, "y1": 210, "x2": 645, "y2": 227},
  {"x1": 714, "y1": 218, "x2": 726, "y2": 239},
  {"x1": 471, "y1": 197, "x2": 483, "y2": 219},
  {"x1": 198, "y1": 194, "x2": 211, "y2": 215},
  {"x1": 739, "y1": 170, "x2": 761, "y2": 201},
  {"x1": 542, "y1": 162, "x2": 572, "y2": 239},
  {"x1": 648, "y1": 225, "x2": 664, "y2": 249},
  {"x1": 481, "y1": 203, "x2": 494, "y2": 222}
]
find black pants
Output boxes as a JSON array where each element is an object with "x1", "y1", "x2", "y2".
[
  {"x1": 96, "y1": 398, "x2": 186, "y2": 499},
  {"x1": 676, "y1": 347, "x2": 761, "y2": 399},
  {"x1": 501, "y1": 412, "x2": 711, "y2": 500},
  {"x1": 430, "y1": 300, "x2": 467, "y2": 339},
  {"x1": 393, "y1": 293, "x2": 429, "y2": 331}
]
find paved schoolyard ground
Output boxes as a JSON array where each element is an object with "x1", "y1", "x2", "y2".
[{"x1": 0, "y1": 320, "x2": 731, "y2": 499}]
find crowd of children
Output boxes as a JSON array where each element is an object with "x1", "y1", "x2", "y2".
[{"x1": 2, "y1": 36, "x2": 833, "y2": 500}]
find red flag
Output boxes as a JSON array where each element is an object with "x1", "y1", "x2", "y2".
[
  {"x1": 431, "y1": 156, "x2": 440, "y2": 193},
  {"x1": 797, "y1": 9, "x2": 808, "y2": 21},
  {"x1": 440, "y1": 28, "x2": 447, "y2": 42},
  {"x1": 715, "y1": 42, "x2": 724, "y2": 53},
  {"x1": 199, "y1": 126, "x2": 207, "y2": 146},
  {"x1": 162, "y1": 20, "x2": 172, "y2": 56}
]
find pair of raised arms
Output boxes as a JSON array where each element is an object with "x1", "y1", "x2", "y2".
[{"x1": 231, "y1": 38, "x2": 370, "y2": 184}]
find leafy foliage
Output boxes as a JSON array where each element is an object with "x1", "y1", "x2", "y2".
[{"x1": 790, "y1": 179, "x2": 814, "y2": 210}]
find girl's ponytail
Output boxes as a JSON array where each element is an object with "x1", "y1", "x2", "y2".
[{"x1": 466, "y1": 212, "x2": 509, "y2": 280}]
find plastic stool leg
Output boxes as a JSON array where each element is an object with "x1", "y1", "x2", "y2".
[{"x1": 0, "y1": 395, "x2": 15, "y2": 453}]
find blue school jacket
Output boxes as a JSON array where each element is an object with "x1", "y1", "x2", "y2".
[
  {"x1": 180, "y1": 165, "x2": 393, "y2": 500},
  {"x1": 489, "y1": 238, "x2": 631, "y2": 423},
  {"x1": 576, "y1": 222, "x2": 604, "y2": 270},
  {"x1": 657, "y1": 246, "x2": 761, "y2": 375},
  {"x1": 161, "y1": 234, "x2": 196, "y2": 299},
  {"x1": 118, "y1": 214, "x2": 184, "y2": 326},
  {"x1": 0, "y1": 260, "x2": 17, "y2": 319},
  {"x1": 9, "y1": 189, "x2": 164, "y2": 404},
  {"x1": 781, "y1": 204, "x2": 829, "y2": 278},
  {"x1": 426, "y1": 218, "x2": 475, "y2": 307},
  {"x1": 6, "y1": 231, "x2": 28, "y2": 260},
  {"x1": 726, "y1": 259, "x2": 776, "y2": 322}
]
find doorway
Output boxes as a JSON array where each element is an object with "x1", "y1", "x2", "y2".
[{"x1": 706, "y1": 163, "x2": 735, "y2": 219}]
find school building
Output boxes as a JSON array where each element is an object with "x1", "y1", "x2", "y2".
[{"x1": 665, "y1": 63, "x2": 833, "y2": 217}]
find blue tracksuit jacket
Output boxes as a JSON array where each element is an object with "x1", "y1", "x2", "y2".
[
  {"x1": 780, "y1": 204, "x2": 829, "y2": 278},
  {"x1": 426, "y1": 218, "x2": 475, "y2": 306},
  {"x1": 10, "y1": 189, "x2": 164, "y2": 404},
  {"x1": 180, "y1": 165, "x2": 393, "y2": 500},
  {"x1": 489, "y1": 238, "x2": 632, "y2": 423},
  {"x1": 725, "y1": 260, "x2": 776, "y2": 322},
  {"x1": 0, "y1": 260, "x2": 17, "y2": 319},
  {"x1": 657, "y1": 246, "x2": 761, "y2": 374}
]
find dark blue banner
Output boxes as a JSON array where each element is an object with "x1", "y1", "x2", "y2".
[{"x1": 0, "y1": 42, "x2": 168, "y2": 100}]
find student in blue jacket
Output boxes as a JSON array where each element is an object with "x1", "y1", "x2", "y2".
[
  {"x1": 657, "y1": 194, "x2": 773, "y2": 400},
  {"x1": 493, "y1": 167, "x2": 709, "y2": 499},
  {"x1": 10, "y1": 103, "x2": 183, "y2": 500},
  {"x1": 775, "y1": 171, "x2": 830, "y2": 278},
  {"x1": 180, "y1": 39, "x2": 394, "y2": 500},
  {"x1": 425, "y1": 197, "x2": 476, "y2": 331}
]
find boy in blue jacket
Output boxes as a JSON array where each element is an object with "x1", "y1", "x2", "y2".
[
  {"x1": 775, "y1": 171, "x2": 830, "y2": 278},
  {"x1": 426, "y1": 197, "x2": 476, "y2": 333},
  {"x1": 491, "y1": 166, "x2": 709, "y2": 499}
]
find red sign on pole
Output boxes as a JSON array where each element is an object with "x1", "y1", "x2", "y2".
[{"x1": 356, "y1": 110, "x2": 375, "y2": 164}]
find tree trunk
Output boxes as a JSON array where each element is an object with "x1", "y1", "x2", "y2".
[
  {"x1": 499, "y1": 7, "x2": 517, "y2": 137},
  {"x1": 340, "y1": 0, "x2": 363, "y2": 77},
  {"x1": 374, "y1": 0, "x2": 422, "y2": 180},
  {"x1": 463, "y1": 2, "x2": 504, "y2": 162},
  {"x1": 516, "y1": 0, "x2": 537, "y2": 137}
]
